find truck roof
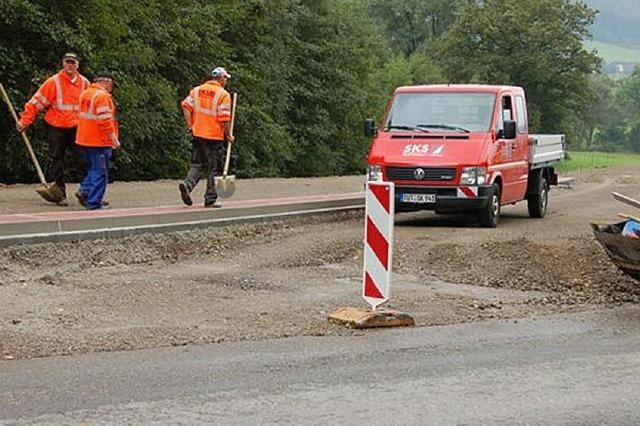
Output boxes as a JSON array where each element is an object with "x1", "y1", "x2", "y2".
[{"x1": 394, "y1": 84, "x2": 523, "y2": 94}]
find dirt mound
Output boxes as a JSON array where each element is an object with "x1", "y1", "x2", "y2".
[{"x1": 396, "y1": 236, "x2": 640, "y2": 304}]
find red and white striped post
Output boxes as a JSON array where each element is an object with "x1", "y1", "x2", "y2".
[{"x1": 363, "y1": 181, "x2": 394, "y2": 310}]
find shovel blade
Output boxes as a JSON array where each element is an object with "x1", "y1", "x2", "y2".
[
  {"x1": 36, "y1": 183, "x2": 64, "y2": 203},
  {"x1": 215, "y1": 175, "x2": 236, "y2": 199}
]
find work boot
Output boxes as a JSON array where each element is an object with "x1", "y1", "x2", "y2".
[
  {"x1": 75, "y1": 191, "x2": 87, "y2": 208},
  {"x1": 56, "y1": 197, "x2": 69, "y2": 207},
  {"x1": 87, "y1": 204, "x2": 110, "y2": 211},
  {"x1": 178, "y1": 182, "x2": 193, "y2": 206},
  {"x1": 205, "y1": 199, "x2": 222, "y2": 208}
]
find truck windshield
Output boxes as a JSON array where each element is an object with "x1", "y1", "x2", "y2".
[{"x1": 385, "y1": 93, "x2": 495, "y2": 133}]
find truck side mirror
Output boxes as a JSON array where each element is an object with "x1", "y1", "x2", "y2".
[
  {"x1": 503, "y1": 120, "x2": 517, "y2": 139},
  {"x1": 364, "y1": 118, "x2": 377, "y2": 138}
]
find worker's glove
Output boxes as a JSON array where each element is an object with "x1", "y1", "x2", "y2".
[
  {"x1": 16, "y1": 122, "x2": 26, "y2": 133},
  {"x1": 226, "y1": 134, "x2": 236, "y2": 144}
]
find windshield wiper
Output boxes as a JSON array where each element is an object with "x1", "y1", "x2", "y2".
[
  {"x1": 416, "y1": 124, "x2": 471, "y2": 133},
  {"x1": 385, "y1": 125, "x2": 431, "y2": 133}
]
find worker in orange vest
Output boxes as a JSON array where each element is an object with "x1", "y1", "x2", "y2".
[
  {"x1": 74, "y1": 71, "x2": 120, "y2": 210},
  {"x1": 179, "y1": 66, "x2": 235, "y2": 208},
  {"x1": 18, "y1": 53, "x2": 90, "y2": 206}
]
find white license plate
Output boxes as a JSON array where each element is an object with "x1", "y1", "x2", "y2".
[{"x1": 401, "y1": 193, "x2": 436, "y2": 204}]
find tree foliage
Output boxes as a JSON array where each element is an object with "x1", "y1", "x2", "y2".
[
  {"x1": 0, "y1": 0, "x2": 635, "y2": 183},
  {"x1": 368, "y1": 0, "x2": 464, "y2": 56},
  {"x1": 0, "y1": 0, "x2": 389, "y2": 183},
  {"x1": 590, "y1": 68, "x2": 640, "y2": 153},
  {"x1": 438, "y1": 0, "x2": 601, "y2": 140}
]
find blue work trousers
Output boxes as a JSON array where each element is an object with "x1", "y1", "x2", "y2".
[{"x1": 79, "y1": 147, "x2": 112, "y2": 210}]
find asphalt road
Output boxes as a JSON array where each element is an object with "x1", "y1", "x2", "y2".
[{"x1": 2, "y1": 306, "x2": 640, "y2": 425}]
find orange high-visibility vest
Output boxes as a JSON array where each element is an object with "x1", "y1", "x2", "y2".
[
  {"x1": 181, "y1": 80, "x2": 231, "y2": 140},
  {"x1": 75, "y1": 83, "x2": 119, "y2": 148},
  {"x1": 19, "y1": 70, "x2": 89, "y2": 129}
]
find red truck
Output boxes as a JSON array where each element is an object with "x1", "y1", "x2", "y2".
[{"x1": 365, "y1": 84, "x2": 565, "y2": 227}]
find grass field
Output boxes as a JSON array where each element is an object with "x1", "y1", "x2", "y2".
[
  {"x1": 584, "y1": 41, "x2": 640, "y2": 63},
  {"x1": 558, "y1": 151, "x2": 640, "y2": 172}
]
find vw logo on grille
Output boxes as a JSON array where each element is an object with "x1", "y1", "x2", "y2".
[{"x1": 414, "y1": 168, "x2": 425, "y2": 180}]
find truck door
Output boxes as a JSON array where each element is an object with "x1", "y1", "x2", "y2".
[
  {"x1": 512, "y1": 95, "x2": 530, "y2": 201},
  {"x1": 495, "y1": 94, "x2": 519, "y2": 203}
]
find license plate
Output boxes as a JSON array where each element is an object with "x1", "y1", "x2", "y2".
[{"x1": 401, "y1": 193, "x2": 436, "y2": 204}]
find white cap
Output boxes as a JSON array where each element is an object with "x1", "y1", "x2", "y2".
[{"x1": 211, "y1": 67, "x2": 231, "y2": 79}]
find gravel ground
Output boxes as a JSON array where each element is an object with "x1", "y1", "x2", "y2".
[{"x1": 1, "y1": 167, "x2": 640, "y2": 360}]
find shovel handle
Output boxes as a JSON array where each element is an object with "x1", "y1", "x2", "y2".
[
  {"x1": 0, "y1": 82, "x2": 48, "y2": 185},
  {"x1": 223, "y1": 92, "x2": 237, "y2": 178}
]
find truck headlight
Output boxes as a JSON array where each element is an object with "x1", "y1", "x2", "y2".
[
  {"x1": 368, "y1": 165, "x2": 383, "y2": 182},
  {"x1": 461, "y1": 167, "x2": 487, "y2": 185}
]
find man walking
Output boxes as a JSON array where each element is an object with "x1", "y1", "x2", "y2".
[
  {"x1": 74, "y1": 71, "x2": 120, "y2": 210},
  {"x1": 18, "y1": 53, "x2": 89, "y2": 206},
  {"x1": 179, "y1": 66, "x2": 235, "y2": 208}
]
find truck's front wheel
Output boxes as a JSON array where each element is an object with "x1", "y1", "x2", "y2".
[
  {"x1": 478, "y1": 183, "x2": 501, "y2": 228},
  {"x1": 527, "y1": 177, "x2": 548, "y2": 218}
]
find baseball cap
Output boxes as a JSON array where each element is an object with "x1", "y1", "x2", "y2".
[
  {"x1": 211, "y1": 67, "x2": 231, "y2": 79},
  {"x1": 94, "y1": 70, "x2": 117, "y2": 86},
  {"x1": 62, "y1": 52, "x2": 80, "y2": 62}
]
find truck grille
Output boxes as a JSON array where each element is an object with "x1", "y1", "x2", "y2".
[{"x1": 386, "y1": 167, "x2": 456, "y2": 182}]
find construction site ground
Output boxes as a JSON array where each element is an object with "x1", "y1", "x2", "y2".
[{"x1": 1, "y1": 167, "x2": 640, "y2": 360}]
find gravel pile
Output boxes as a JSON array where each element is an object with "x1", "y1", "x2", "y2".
[{"x1": 395, "y1": 236, "x2": 640, "y2": 304}]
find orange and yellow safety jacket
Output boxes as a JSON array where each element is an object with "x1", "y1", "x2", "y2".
[
  {"x1": 181, "y1": 80, "x2": 231, "y2": 140},
  {"x1": 19, "y1": 70, "x2": 89, "y2": 129},
  {"x1": 75, "y1": 83, "x2": 119, "y2": 148}
]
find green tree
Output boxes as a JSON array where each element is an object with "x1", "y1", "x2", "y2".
[
  {"x1": 438, "y1": 0, "x2": 601, "y2": 143},
  {"x1": 580, "y1": 73, "x2": 623, "y2": 151},
  {"x1": 367, "y1": 0, "x2": 464, "y2": 56},
  {"x1": 615, "y1": 67, "x2": 640, "y2": 152}
]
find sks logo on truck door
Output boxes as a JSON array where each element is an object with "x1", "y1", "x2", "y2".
[{"x1": 402, "y1": 144, "x2": 445, "y2": 157}]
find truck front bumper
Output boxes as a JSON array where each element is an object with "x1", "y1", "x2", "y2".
[{"x1": 394, "y1": 185, "x2": 492, "y2": 213}]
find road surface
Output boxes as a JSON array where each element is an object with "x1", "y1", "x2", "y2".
[{"x1": 2, "y1": 307, "x2": 640, "y2": 424}]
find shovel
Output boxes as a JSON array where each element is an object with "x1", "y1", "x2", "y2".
[
  {"x1": 0, "y1": 82, "x2": 64, "y2": 203},
  {"x1": 216, "y1": 92, "x2": 237, "y2": 199}
]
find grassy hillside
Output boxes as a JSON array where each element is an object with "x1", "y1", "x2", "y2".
[
  {"x1": 584, "y1": 0, "x2": 640, "y2": 49},
  {"x1": 585, "y1": 41, "x2": 640, "y2": 63}
]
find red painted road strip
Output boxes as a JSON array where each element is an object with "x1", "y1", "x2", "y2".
[{"x1": 0, "y1": 192, "x2": 364, "y2": 225}]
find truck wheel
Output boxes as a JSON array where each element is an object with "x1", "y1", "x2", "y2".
[
  {"x1": 478, "y1": 183, "x2": 501, "y2": 228},
  {"x1": 527, "y1": 177, "x2": 548, "y2": 218}
]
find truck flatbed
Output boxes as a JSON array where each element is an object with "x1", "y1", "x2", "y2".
[{"x1": 530, "y1": 134, "x2": 565, "y2": 169}]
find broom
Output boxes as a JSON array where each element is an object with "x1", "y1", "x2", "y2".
[{"x1": 0, "y1": 82, "x2": 64, "y2": 203}]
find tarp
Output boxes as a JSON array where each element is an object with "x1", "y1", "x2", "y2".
[{"x1": 592, "y1": 221, "x2": 640, "y2": 282}]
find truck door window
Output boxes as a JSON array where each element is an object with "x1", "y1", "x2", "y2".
[
  {"x1": 497, "y1": 95, "x2": 513, "y2": 134},
  {"x1": 515, "y1": 96, "x2": 527, "y2": 133}
]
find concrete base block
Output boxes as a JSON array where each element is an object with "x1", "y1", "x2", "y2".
[{"x1": 328, "y1": 306, "x2": 415, "y2": 329}]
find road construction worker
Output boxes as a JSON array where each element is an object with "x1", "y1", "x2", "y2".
[
  {"x1": 17, "y1": 53, "x2": 89, "y2": 206},
  {"x1": 179, "y1": 66, "x2": 235, "y2": 208},
  {"x1": 74, "y1": 71, "x2": 120, "y2": 210}
]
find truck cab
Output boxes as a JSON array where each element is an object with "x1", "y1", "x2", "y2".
[{"x1": 365, "y1": 84, "x2": 564, "y2": 227}]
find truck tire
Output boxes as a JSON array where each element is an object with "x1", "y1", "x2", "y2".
[
  {"x1": 478, "y1": 183, "x2": 501, "y2": 228},
  {"x1": 527, "y1": 176, "x2": 548, "y2": 218}
]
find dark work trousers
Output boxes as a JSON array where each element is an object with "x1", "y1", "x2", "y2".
[
  {"x1": 47, "y1": 125, "x2": 87, "y2": 197},
  {"x1": 183, "y1": 137, "x2": 224, "y2": 205}
]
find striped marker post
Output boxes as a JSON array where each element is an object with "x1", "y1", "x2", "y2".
[{"x1": 363, "y1": 181, "x2": 394, "y2": 310}]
